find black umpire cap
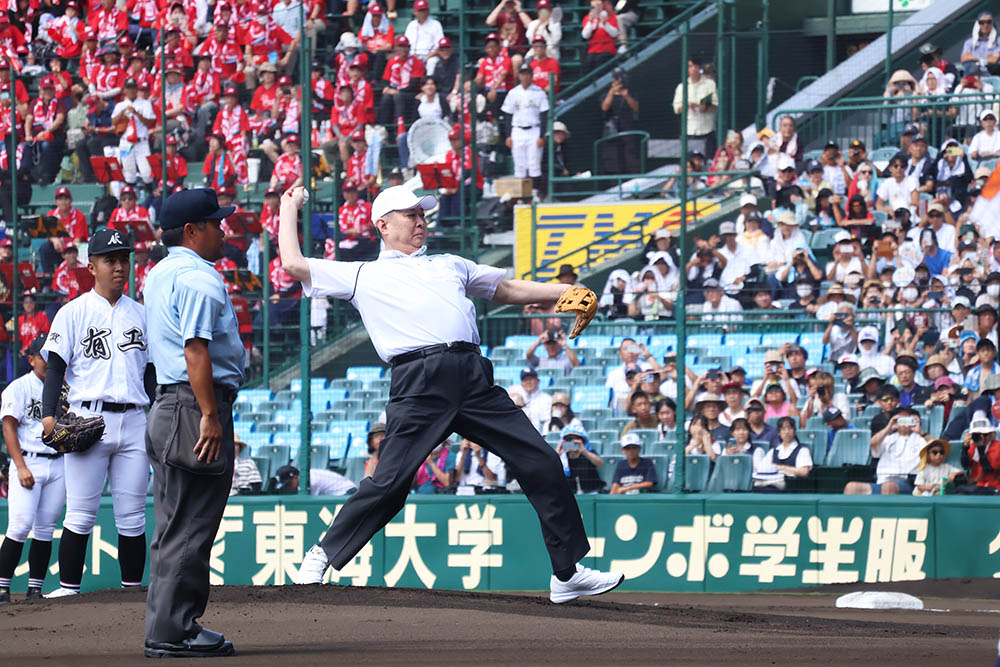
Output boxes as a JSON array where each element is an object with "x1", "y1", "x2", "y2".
[
  {"x1": 89, "y1": 227, "x2": 133, "y2": 255},
  {"x1": 160, "y1": 189, "x2": 236, "y2": 231},
  {"x1": 26, "y1": 333, "x2": 46, "y2": 356}
]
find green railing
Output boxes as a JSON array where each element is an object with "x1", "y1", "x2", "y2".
[
  {"x1": 777, "y1": 91, "x2": 1000, "y2": 155},
  {"x1": 523, "y1": 170, "x2": 754, "y2": 281},
  {"x1": 555, "y1": 1, "x2": 709, "y2": 109},
  {"x1": 592, "y1": 130, "x2": 650, "y2": 178}
]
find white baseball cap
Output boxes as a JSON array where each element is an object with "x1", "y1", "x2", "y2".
[
  {"x1": 370, "y1": 185, "x2": 437, "y2": 224},
  {"x1": 718, "y1": 221, "x2": 737, "y2": 235},
  {"x1": 739, "y1": 193, "x2": 757, "y2": 208},
  {"x1": 858, "y1": 326, "x2": 879, "y2": 343},
  {"x1": 621, "y1": 432, "x2": 642, "y2": 448}
]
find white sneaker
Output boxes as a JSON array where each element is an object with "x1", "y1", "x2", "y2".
[
  {"x1": 294, "y1": 544, "x2": 330, "y2": 584},
  {"x1": 549, "y1": 564, "x2": 625, "y2": 604},
  {"x1": 44, "y1": 587, "x2": 79, "y2": 599}
]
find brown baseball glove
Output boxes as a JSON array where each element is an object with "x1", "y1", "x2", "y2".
[
  {"x1": 555, "y1": 286, "x2": 598, "y2": 339},
  {"x1": 41, "y1": 412, "x2": 106, "y2": 454}
]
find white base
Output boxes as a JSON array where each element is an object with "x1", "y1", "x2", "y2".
[{"x1": 835, "y1": 591, "x2": 924, "y2": 610}]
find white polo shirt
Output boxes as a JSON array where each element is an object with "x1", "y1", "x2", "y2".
[
  {"x1": 304, "y1": 247, "x2": 505, "y2": 362},
  {"x1": 873, "y1": 431, "x2": 924, "y2": 483}
]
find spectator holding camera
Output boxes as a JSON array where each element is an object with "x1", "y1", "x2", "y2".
[
  {"x1": 846, "y1": 405, "x2": 928, "y2": 495},
  {"x1": 557, "y1": 424, "x2": 604, "y2": 493},
  {"x1": 609, "y1": 432, "x2": 657, "y2": 495},
  {"x1": 960, "y1": 414, "x2": 1000, "y2": 494},
  {"x1": 750, "y1": 349, "x2": 801, "y2": 403},
  {"x1": 455, "y1": 438, "x2": 506, "y2": 493},
  {"x1": 824, "y1": 304, "x2": 858, "y2": 363},
  {"x1": 800, "y1": 371, "x2": 848, "y2": 429},
  {"x1": 525, "y1": 327, "x2": 579, "y2": 372},
  {"x1": 606, "y1": 338, "x2": 659, "y2": 411}
]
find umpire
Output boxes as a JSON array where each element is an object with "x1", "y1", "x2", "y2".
[
  {"x1": 280, "y1": 186, "x2": 623, "y2": 603},
  {"x1": 142, "y1": 189, "x2": 245, "y2": 658}
]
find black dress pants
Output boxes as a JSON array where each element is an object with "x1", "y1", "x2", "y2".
[{"x1": 319, "y1": 347, "x2": 590, "y2": 573}]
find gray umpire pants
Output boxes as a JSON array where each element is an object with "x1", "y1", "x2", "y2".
[
  {"x1": 319, "y1": 347, "x2": 590, "y2": 573},
  {"x1": 145, "y1": 383, "x2": 235, "y2": 643}
]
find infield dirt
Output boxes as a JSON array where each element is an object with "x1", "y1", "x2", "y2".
[{"x1": 1, "y1": 578, "x2": 997, "y2": 665}]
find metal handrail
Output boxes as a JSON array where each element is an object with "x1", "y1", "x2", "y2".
[
  {"x1": 592, "y1": 130, "x2": 650, "y2": 177},
  {"x1": 520, "y1": 169, "x2": 754, "y2": 280}
]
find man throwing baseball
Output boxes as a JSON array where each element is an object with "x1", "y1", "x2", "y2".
[{"x1": 281, "y1": 185, "x2": 621, "y2": 601}]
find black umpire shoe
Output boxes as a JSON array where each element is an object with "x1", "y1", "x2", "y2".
[
  {"x1": 144, "y1": 628, "x2": 235, "y2": 659},
  {"x1": 25, "y1": 587, "x2": 42, "y2": 601},
  {"x1": 0, "y1": 587, "x2": 9, "y2": 605}
]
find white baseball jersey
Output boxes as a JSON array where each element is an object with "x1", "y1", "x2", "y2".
[
  {"x1": 0, "y1": 370, "x2": 51, "y2": 454},
  {"x1": 112, "y1": 97, "x2": 156, "y2": 148},
  {"x1": 41, "y1": 290, "x2": 150, "y2": 406},
  {"x1": 501, "y1": 83, "x2": 549, "y2": 128}
]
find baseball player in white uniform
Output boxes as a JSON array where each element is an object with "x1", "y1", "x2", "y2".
[
  {"x1": 40, "y1": 228, "x2": 155, "y2": 597},
  {"x1": 501, "y1": 64, "x2": 549, "y2": 187},
  {"x1": 110, "y1": 77, "x2": 156, "y2": 192},
  {"x1": 0, "y1": 335, "x2": 66, "y2": 604}
]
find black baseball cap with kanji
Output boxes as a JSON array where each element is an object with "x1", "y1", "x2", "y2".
[
  {"x1": 160, "y1": 188, "x2": 236, "y2": 231},
  {"x1": 89, "y1": 227, "x2": 133, "y2": 255}
]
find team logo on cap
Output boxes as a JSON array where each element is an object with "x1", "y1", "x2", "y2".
[{"x1": 109, "y1": 231, "x2": 123, "y2": 245}]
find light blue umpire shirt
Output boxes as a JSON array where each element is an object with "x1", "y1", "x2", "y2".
[{"x1": 143, "y1": 245, "x2": 246, "y2": 389}]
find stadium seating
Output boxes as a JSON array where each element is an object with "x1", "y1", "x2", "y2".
[
  {"x1": 706, "y1": 455, "x2": 753, "y2": 492},
  {"x1": 826, "y1": 431, "x2": 871, "y2": 467}
]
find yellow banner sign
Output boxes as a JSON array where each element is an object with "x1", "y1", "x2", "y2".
[{"x1": 514, "y1": 199, "x2": 720, "y2": 281}]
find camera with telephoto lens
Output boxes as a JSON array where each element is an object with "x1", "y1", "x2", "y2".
[{"x1": 897, "y1": 416, "x2": 917, "y2": 427}]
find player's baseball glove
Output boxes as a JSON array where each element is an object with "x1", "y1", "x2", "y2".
[
  {"x1": 42, "y1": 412, "x2": 105, "y2": 454},
  {"x1": 555, "y1": 286, "x2": 598, "y2": 339}
]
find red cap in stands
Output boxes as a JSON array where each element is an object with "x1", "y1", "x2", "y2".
[
  {"x1": 40, "y1": 75, "x2": 55, "y2": 88},
  {"x1": 83, "y1": 27, "x2": 96, "y2": 40},
  {"x1": 166, "y1": 60, "x2": 183, "y2": 74},
  {"x1": 138, "y1": 80, "x2": 150, "y2": 90},
  {"x1": 55, "y1": 186, "x2": 71, "y2": 199},
  {"x1": 484, "y1": 32, "x2": 499, "y2": 43},
  {"x1": 134, "y1": 241, "x2": 146, "y2": 252},
  {"x1": 368, "y1": 2, "x2": 382, "y2": 14},
  {"x1": 0, "y1": 13, "x2": 9, "y2": 23},
  {"x1": 532, "y1": 34, "x2": 546, "y2": 44},
  {"x1": 342, "y1": 179, "x2": 358, "y2": 191},
  {"x1": 223, "y1": 85, "x2": 238, "y2": 96},
  {"x1": 278, "y1": 75, "x2": 292, "y2": 86},
  {"x1": 284, "y1": 133, "x2": 300, "y2": 145},
  {"x1": 65, "y1": 0, "x2": 80, "y2": 9},
  {"x1": 537, "y1": 0, "x2": 550, "y2": 8},
  {"x1": 120, "y1": 186, "x2": 136, "y2": 198},
  {"x1": 62, "y1": 243, "x2": 77, "y2": 253},
  {"x1": 448, "y1": 125, "x2": 461, "y2": 140},
  {"x1": 0, "y1": 238, "x2": 11, "y2": 247},
  {"x1": 118, "y1": 35, "x2": 132, "y2": 47},
  {"x1": 218, "y1": 185, "x2": 236, "y2": 196},
  {"x1": 265, "y1": 188, "x2": 279, "y2": 197},
  {"x1": 414, "y1": 0, "x2": 428, "y2": 10},
  {"x1": 438, "y1": 36, "x2": 452, "y2": 48},
  {"x1": 166, "y1": 135, "x2": 178, "y2": 145},
  {"x1": 350, "y1": 128, "x2": 365, "y2": 141},
  {"x1": 395, "y1": 35, "x2": 409, "y2": 47},
  {"x1": 217, "y1": 2, "x2": 231, "y2": 11}
]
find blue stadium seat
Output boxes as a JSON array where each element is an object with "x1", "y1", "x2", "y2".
[
  {"x1": 313, "y1": 432, "x2": 351, "y2": 459},
  {"x1": 725, "y1": 333, "x2": 762, "y2": 349},
  {"x1": 237, "y1": 388, "x2": 272, "y2": 409},
  {"x1": 598, "y1": 454, "x2": 622, "y2": 489},
  {"x1": 252, "y1": 457, "x2": 271, "y2": 484},
  {"x1": 649, "y1": 334, "x2": 677, "y2": 349},
  {"x1": 309, "y1": 444, "x2": 330, "y2": 467},
  {"x1": 258, "y1": 444, "x2": 291, "y2": 475},
  {"x1": 504, "y1": 335, "x2": 538, "y2": 349},
  {"x1": 273, "y1": 409, "x2": 302, "y2": 424},
  {"x1": 329, "y1": 420, "x2": 370, "y2": 448},
  {"x1": 346, "y1": 366, "x2": 384, "y2": 384},
  {"x1": 544, "y1": 432, "x2": 562, "y2": 447},
  {"x1": 289, "y1": 377, "x2": 328, "y2": 392},
  {"x1": 492, "y1": 365, "x2": 525, "y2": 386},
  {"x1": 760, "y1": 332, "x2": 797, "y2": 347},
  {"x1": 342, "y1": 457, "x2": 368, "y2": 483},
  {"x1": 241, "y1": 432, "x2": 271, "y2": 454},
  {"x1": 863, "y1": 404, "x2": 882, "y2": 418},
  {"x1": 570, "y1": 385, "x2": 610, "y2": 412},
  {"x1": 588, "y1": 429, "x2": 618, "y2": 454},
  {"x1": 611, "y1": 335, "x2": 648, "y2": 347},
  {"x1": 798, "y1": 332, "x2": 825, "y2": 347},
  {"x1": 683, "y1": 455, "x2": 711, "y2": 492},
  {"x1": 271, "y1": 432, "x2": 301, "y2": 447},
  {"x1": 796, "y1": 429, "x2": 828, "y2": 466},
  {"x1": 576, "y1": 334, "x2": 613, "y2": 349},
  {"x1": 826, "y1": 430, "x2": 871, "y2": 467},
  {"x1": 688, "y1": 333, "x2": 723, "y2": 348},
  {"x1": 256, "y1": 422, "x2": 289, "y2": 433},
  {"x1": 706, "y1": 454, "x2": 753, "y2": 492}
]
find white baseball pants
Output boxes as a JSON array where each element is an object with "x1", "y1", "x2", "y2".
[
  {"x1": 62, "y1": 406, "x2": 148, "y2": 537},
  {"x1": 119, "y1": 140, "x2": 152, "y2": 184},
  {"x1": 512, "y1": 125, "x2": 542, "y2": 178},
  {"x1": 5, "y1": 455, "x2": 66, "y2": 542}
]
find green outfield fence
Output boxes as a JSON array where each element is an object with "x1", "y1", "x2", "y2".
[{"x1": 1, "y1": 494, "x2": 997, "y2": 593}]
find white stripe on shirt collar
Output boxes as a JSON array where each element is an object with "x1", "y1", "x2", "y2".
[{"x1": 379, "y1": 245, "x2": 428, "y2": 259}]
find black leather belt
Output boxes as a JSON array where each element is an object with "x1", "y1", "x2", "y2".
[
  {"x1": 23, "y1": 450, "x2": 62, "y2": 459},
  {"x1": 517, "y1": 125, "x2": 539, "y2": 129},
  {"x1": 391, "y1": 341, "x2": 481, "y2": 367},
  {"x1": 159, "y1": 382, "x2": 239, "y2": 404},
  {"x1": 82, "y1": 400, "x2": 137, "y2": 413}
]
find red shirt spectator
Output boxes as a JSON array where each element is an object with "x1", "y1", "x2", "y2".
[
  {"x1": 244, "y1": 12, "x2": 293, "y2": 66},
  {"x1": 269, "y1": 255, "x2": 300, "y2": 296},
  {"x1": 94, "y1": 55, "x2": 127, "y2": 98},
  {"x1": 270, "y1": 150, "x2": 302, "y2": 191},
  {"x1": 88, "y1": 0, "x2": 129, "y2": 42},
  {"x1": 195, "y1": 25, "x2": 244, "y2": 81},
  {"x1": 47, "y1": 188, "x2": 89, "y2": 241},
  {"x1": 967, "y1": 436, "x2": 1000, "y2": 491},
  {"x1": 160, "y1": 28, "x2": 194, "y2": 70},
  {"x1": 109, "y1": 203, "x2": 152, "y2": 230},
  {"x1": 164, "y1": 137, "x2": 188, "y2": 186},
  {"x1": 311, "y1": 68, "x2": 335, "y2": 114},
  {"x1": 187, "y1": 58, "x2": 221, "y2": 106},
  {"x1": 79, "y1": 34, "x2": 101, "y2": 84},
  {"x1": 47, "y1": 3, "x2": 85, "y2": 58},
  {"x1": 476, "y1": 36, "x2": 512, "y2": 92},
  {"x1": 446, "y1": 141, "x2": 484, "y2": 190},
  {"x1": 0, "y1": 99, "x2": 24, "y2": 141},
  {"x1": 203, "y1": 139, "x2": 239, "y2": 187},
  {"x1": 361, "y1": 4, "x2": 394, "y2": 54},
  {"x1": 51, "y1": 248, "x2": 83, "y2": 296},
  {"x1": 331, "y1": 88, "x2": 362, "y2": 139},
  {"x1": 212, "y1": 92, "x2": 250, "y2": 182},
  {"x1": 28, "y1": 93, "x2": 68, "y2": 138},
  {"x1": 127, "y1": 0, "x2": 159, "y2": 28},
  {"x1": 0, "y1": 15, "x2": 28, "y2": 59},
  {"x1": 260, "y1": 195, "x2": 279, "y2": 240},
  {"x1": 334, "y1": 49, "x2": 369, "y2": 88},
  {"x1": 383, "y1": 39, "x2": 425, "y2": 90},
  {"x1": 581, "y1": 1, "x2": 619, "y2": 56},
  {"x1": 251, "y1": 79, "x2": 279, "y2": 115},
  {"x1": 17, "y1": 309, "x2": 49, "y2": 354},
  {"x1": 133, "y1": 246, "x2": 155, "y2": 293},
  {"x1": 529, "y1": 38, "x2": 560, "y2": 93}
]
